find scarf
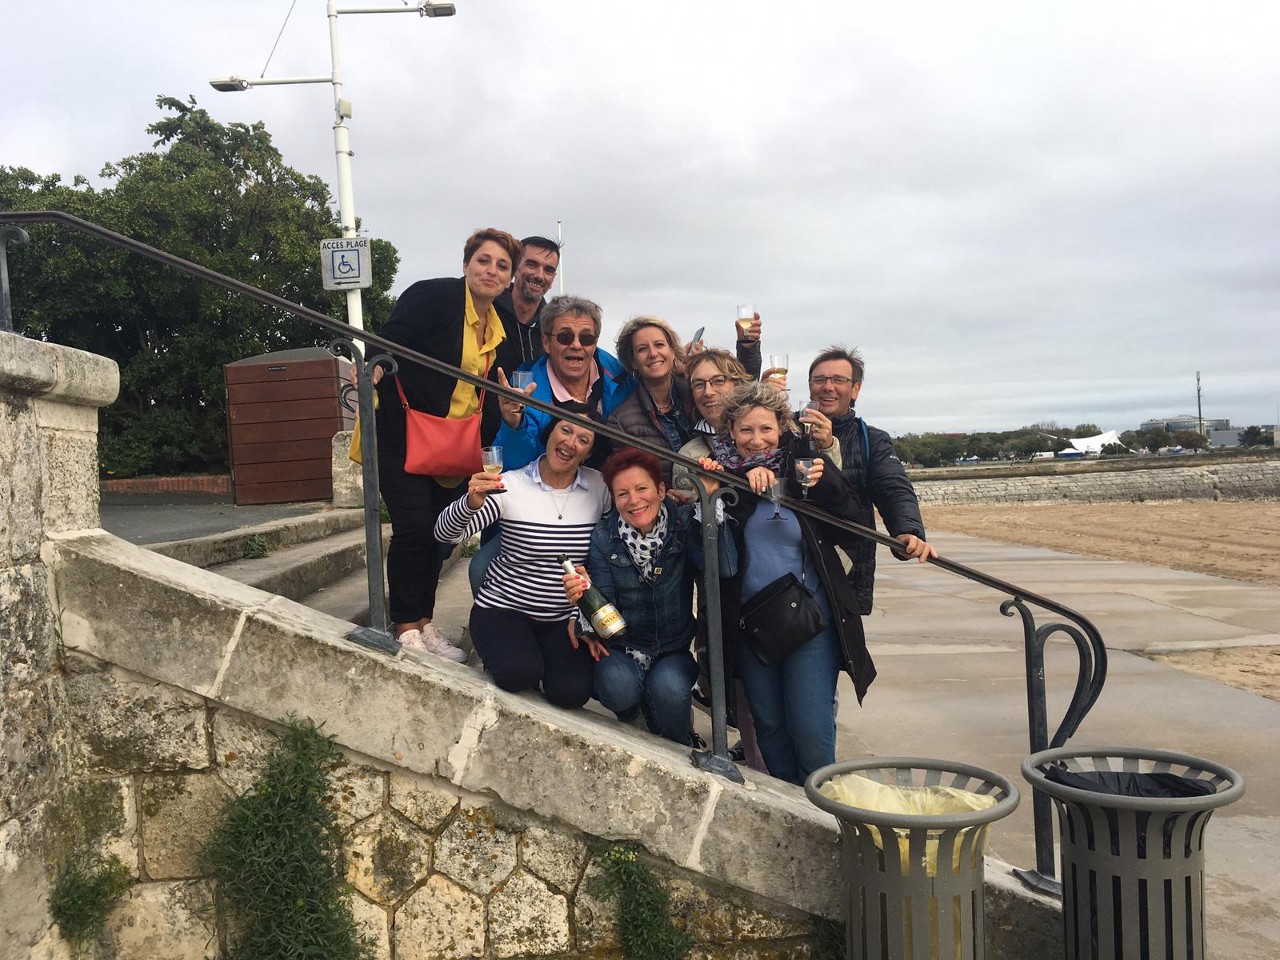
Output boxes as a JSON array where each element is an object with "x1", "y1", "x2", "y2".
[
  {"x1": 617, "y1": 503, "x2": 668, "y2": 583},
  {"x1": 709, "y1": 435, "x2": 786, "y2": 477}
]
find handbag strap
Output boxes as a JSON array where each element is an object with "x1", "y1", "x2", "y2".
[{"x1": 393, "y1": 356, "x2": 493, "y2": 412}]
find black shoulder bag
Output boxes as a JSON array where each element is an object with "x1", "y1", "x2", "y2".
[{"x1": 739, "y1": 571, "x2": 828, "y2": 665}]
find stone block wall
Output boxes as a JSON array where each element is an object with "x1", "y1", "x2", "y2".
[
  {"x1": 1, "y1": 332, "x2": 119, "y2": 957},
  {"x1": 913, "y1": 461, "x2": 1280, "y2": 505},
  {"x1": 56, "y1": 655, "x2": 819, "y2": 960}
]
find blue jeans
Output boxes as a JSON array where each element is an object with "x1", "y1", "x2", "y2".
[
  {"x1": 467, "y1": 526, "x2": 502, "y2": 597},
  {"x1": 594, "y1": 651, "x2": 698, "y2": 746},
  {"x1": 736, "y1": 626, "x2": 840, "y2": 785}
]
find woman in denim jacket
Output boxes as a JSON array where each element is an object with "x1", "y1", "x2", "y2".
[{"x1": 564, "y1": 447, "x2": 735, "y2": 744}]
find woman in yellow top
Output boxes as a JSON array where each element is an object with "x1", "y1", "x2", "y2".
[{"x1": 374, "y1": 228, "x2": 525, "y2": 662}]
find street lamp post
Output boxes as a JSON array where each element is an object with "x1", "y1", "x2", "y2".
[{"x1": 211, "y1": 0, "x2": 455, "y2": 336}]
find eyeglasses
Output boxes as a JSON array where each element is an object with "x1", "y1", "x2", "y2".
[
  {"x1": 553, "y1": 329, "x2": 598, "y2": 347},
  {"x1": 809, "y1": 375, "x2": 855, "y2": 386},
  {"x1": 690, "y1": 375, "x2": 733, "y2": 393}
]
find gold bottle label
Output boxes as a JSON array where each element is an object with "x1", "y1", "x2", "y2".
[{"x1": 590, "y1": 604, "x2": 626, "y2": 638}]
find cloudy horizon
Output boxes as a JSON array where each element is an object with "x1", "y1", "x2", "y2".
[{"x1": 7, "y1": 1, "x2": 1278, "y2": 435}]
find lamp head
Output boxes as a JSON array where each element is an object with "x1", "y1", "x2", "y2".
[
  {"x1": 420, "y1": 2, "x2": 455, "y2": 16},
  {"x1": 209, "y1": 76, "x2": 251, "y2": 92}
]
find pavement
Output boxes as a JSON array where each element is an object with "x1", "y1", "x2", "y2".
[
  {"x1": 97, "y1": 496, "x2": 1280, "y2": 957},
  {"x1": 99, "y1": 492, "x2": 328, "y2": 545}
]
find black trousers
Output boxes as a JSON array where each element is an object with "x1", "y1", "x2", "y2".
[
  {"x1": 469, "y1": 605, "x2": 594, "y2": 709},
  {"x1": 378, "y1": 454, "x2": 466, "y2": 625}
]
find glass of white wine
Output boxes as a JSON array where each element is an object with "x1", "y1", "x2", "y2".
[
  {"x1": 481, "y1": 446, "x2": 505, "y2": 493},
  {"x1": 768, "y1": 478, "x2": 784, "y2": 519},
  {"x1": 736, "y1": 304, "x2": 756, "y2": 340},
  {"x1": 768, "y1": 353, "x2": 789, "y2": 395},
  {"x1": 794, "y1": 458, "x2": 815, "y2": 500}
]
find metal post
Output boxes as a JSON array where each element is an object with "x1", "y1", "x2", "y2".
[
  {"x1": 331, "y1": 338, "x2": 398, "y2": 654},
  {"x1": 680, "y1": 473, "x2": 743, "y2": 784},
  {"x1": 1013, "y1": 606, "x2": 1060, "y2": 896},
  {"x1": 0, "y1": 225, "x2": 30, "y2": 332},
  {"x1": 327, "y1": 0, "x2": 364, "y2": 339}
]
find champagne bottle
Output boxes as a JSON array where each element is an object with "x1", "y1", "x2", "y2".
[{"x1": 559, "y1": 555, "x2": 627, "y2": 639}]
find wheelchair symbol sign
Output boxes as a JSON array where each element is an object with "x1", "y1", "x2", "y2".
[{"x1": 320, "y1": 237, "x2": 372, "y2": 290}]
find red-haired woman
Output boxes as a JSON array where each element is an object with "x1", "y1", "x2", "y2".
[{"x1": 564, "y1": 447, "x2": 735, "y2": 745}]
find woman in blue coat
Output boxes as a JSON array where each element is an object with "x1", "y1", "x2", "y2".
[{"x1": 564, "y1": 447, "x2": 734, "y2": 744}]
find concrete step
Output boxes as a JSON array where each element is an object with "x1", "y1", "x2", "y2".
[
  {"x1": 148, "y1": 508, "x2": 365, "y2": 569},
  {"x1": 212, "y1": 526, "x2": 374, "y2": 601}
]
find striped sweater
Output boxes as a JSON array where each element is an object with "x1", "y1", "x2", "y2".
[{"x1": 434, "y1": 460, "x2": 611, "y2": 621}]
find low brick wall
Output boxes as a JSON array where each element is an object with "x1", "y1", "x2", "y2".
[
  {"x1": 100, "y1": 474, "x2": 231, "y2": 495},
  {"x1": 913, "y1": 461, "x2": 1280, "y2": 505}
]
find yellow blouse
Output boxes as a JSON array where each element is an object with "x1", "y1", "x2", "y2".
[{"x1": 449, "y1": 284, "x2": 507, "y2": 418}]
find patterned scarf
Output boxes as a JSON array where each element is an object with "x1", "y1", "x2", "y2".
[
  {"x1": 709, "y1": 435, "x2": 786, "y2": 477},
  {"x1": 617, "y1": 503, "x2": 669, "y2": 583}
]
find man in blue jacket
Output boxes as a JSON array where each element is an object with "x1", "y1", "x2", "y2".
[{"x1": 494, "y1": 295, "x2": 635, "y2": 469}]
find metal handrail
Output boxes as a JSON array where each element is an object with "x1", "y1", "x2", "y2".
[{"x1": 0, "y1": 209, "x2": 1105, "y2": 893}]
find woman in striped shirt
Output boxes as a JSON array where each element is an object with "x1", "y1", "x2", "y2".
[{"x1": 434, "y1": 417, "x2": 610, "y2": 707}]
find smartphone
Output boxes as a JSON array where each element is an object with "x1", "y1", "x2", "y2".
[{"x1": 689, "y1": 326, "x2": 705, "y2": 346}]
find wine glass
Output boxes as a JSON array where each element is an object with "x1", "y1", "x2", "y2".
[
  {"x1": 801, "y1": 399, "x2": 820, "y2": 436},
  {"x1": 511, "y1": 370, "x2": 534, "y2": 390},
  {"x1": 482, "y1": 446, "x2": 505, "y2": 493},
  {"x1": 794, "y1": 458, "x2": 815, "y2": 499},
  {"x1": 767, "y1": 353, "x2": 789, "y2": 396},
  {"x1": 768, "y1": 478, "x2": 784, "y2": 520},
  {"x1": 736, "y1": 304, "x2": 756, "y2": 340}
]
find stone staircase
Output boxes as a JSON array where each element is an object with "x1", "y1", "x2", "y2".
[{"x1": 147, "y1": 508, "x2": 474, "y2": 647}]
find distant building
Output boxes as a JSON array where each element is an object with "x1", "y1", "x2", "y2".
[{"x1": 1139, "y1": 414, "x2": 1230, "y2": 433}]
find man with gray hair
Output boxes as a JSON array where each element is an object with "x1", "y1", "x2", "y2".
[{"x1": 493, "y1": 294, "x2": 635, "y2": 470}]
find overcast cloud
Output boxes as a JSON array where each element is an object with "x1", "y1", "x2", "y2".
[{"x1": 7, "y1": 1, "x2": 1278, "y2": 434}]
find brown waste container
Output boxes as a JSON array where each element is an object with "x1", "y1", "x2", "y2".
[{"x1": 224, "y1": 347, "x2": 354, "y2": 505}]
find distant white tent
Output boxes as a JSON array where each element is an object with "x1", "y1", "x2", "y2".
[{"x1": 1068, "y1": 430, "x2": 1124, "y2": 454}]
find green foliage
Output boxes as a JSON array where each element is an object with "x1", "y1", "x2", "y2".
[
  {"x1": 1, "y1": 95, "x2": 400, "y2": 477},
  {"x1": 241, "y1": 534, "x2": 269, "y2": 560},
  {"x1": 1238, "y1": 425, "x2": 1273, "y2": 447},
  {"x1": 1172, "y1": 430, "x2": 1208, "y2": 450},
  {"x1": 1100, "y1": 442, "x2": 1130, "y2": 456},
  {"x1": 593, "y1": 843, "x2": 690, "y2": 960},
  {"x1": 1071, "y1": 422, "x2": 1102, "y2": 438},
  {"x1": 199, "y1": 715, "x2": 371, "y2": 960},
  {"x1": 810, "y1": 916, "x2": 846, "y2": 960},
  {"x1": 49, "y1": 853, "x2": 133, "y2": 958}
]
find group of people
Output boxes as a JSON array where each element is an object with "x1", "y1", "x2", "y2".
[{"x1": 373, "y1": 228, "x2": 936, "y2": 786}]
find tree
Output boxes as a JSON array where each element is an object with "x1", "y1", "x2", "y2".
[
  {"x1": 2, "y1": 95, "x2": 400, "y2": 476},
  {"x1": 1072, "y1": 423, "x2": 1101, "y2": 438},
  {"x1": 1238, "y1": 425, "x2": 1274, "y2": 447},
  {"x1": 1172, "y1": 430, "x2": 1207, "y2": 451}
]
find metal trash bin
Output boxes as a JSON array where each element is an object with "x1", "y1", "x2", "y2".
[
  {"x1": 1022, "y1": 746, "x2": 1244, "y2": 960},
  {"x1": 806, "y1": 758, "x2": 1020, "y2": 960}
]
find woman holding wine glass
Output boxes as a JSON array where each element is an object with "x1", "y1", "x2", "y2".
[
  {"x1": 703, "y1": 381, "x2": 870, "y2": 785},
  {"x1": 434, "y1": 417, "x2": 610, "y2": 707}
]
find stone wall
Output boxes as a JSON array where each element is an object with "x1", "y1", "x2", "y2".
[
  {"x1": 913, "y1": 461, "x2": 1280, "y2": 505},
  {"x1": 0, "y1": 331, "x2": 119, "y2": 957}
]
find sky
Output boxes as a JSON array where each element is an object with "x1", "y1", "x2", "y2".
[{"x1": 7, "y1": 1, "x2": 1279, "y2": 435}]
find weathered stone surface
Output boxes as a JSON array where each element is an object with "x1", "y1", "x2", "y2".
[
  {"x1": 217, "y1": 594, "x2": 494, "y2": 781},
  {"x1": 49, "y1": 532, "x2": 265, "y2": 695},
  {"x1": 64, "y1": 665, "x2": 208, "y2": 776},
  {"x1": 327, "y1": 756, "x2": 385, "y2": 829},
  {"x1": 520, "y1": 823, "x2": 588, "y2": 894},
  {"x1": 395, "y1": 874, "x2": 485, "y2": 960},
  {"x1": 984, "y1": 861, "x2": 1064, "y2": 960},
  {"x1": 41, "y1": 777, "x2": 137, "y2": 874},
  {"x1": 40, "y1": 429, "x2": 100, "y2": 534},
  {"x1": 0, "y1": 809, "x2": 57, "y2": 958},
  {"x1": 666, "y1": 873, "x2": 735, "y2": 943},
  {"x1": 141, "y1": 773, "x2": 232, "y2": 879},
  {"x1": 1, "y1": 676, "x2": 67, "y2": 821},
  {"x1": 209, "y1": 707, "x2": 280, "y2": 797},
  {"x1": 0, "y1": 563, "x2": 57, "y2": 691},
  {"x1": 350, "y1": 892, "x2": 392, "y2": 960},
  {"x1": 434, "y1": 804, "x2": 518, "y2": 895},
  {"x1": 25, "y1": 924, "x2": 74, "y2": 960},
  {"x1": 346, "y1": 811, "x2": 432, "y2": 905},
  {"x1": 734, "y1": 901, "x2": 812, "y2": 941},
  {"x1": 489, "y1": 868, "x2": 571, "y2": 957},
  {"x1": 0, "y1": 332, "x2": 58, "y2": 396},
  {"x1": 573, "y1": 857, "x2": 621, "y2": 952},
  {"x1": 688, "y1": 943, "x2": 811, "y2": 960},
  {"x1": 104, "y1": 880, "x2": 216, "y2": 960},
  {"x1": 332, "y1": 430, "x2": 364, "y2": 508},
  {"x1": 389, "y1": 771, "x2": 458, "y2": 833},
  {"x1": 0, "y1": 396, "x2": 42, "y2": 563}
]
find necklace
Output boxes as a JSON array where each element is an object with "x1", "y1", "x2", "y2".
[{"x1": 548, "y1": 488, "x2": 572, "y2": 519}]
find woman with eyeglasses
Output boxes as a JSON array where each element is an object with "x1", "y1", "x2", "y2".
[{"x1": 374, "y1": 228, "x2": 524, "y2": 664}]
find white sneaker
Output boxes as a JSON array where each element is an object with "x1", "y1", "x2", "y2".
[{"x1": 400, "y1": 623, "x2": 467, "y2": 663}]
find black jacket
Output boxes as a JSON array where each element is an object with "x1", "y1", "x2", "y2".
[
  {"x1": 606, "y1": 378, "x2": 697, "y2": 483},
  {"x1": 374, "y1": 277, "x2": 523, "y2": 459},
  {"x1": 716, "y1": 433, "x2": 878, "y2": 703},
  {"x1": 494, "y1": 288, "x2": 545, "y2": 366},
  {"x1": 829, "y1": 412, "x2": 926, "y2": 614}
]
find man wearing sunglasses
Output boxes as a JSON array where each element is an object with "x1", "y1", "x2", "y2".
[
  {"x1": 807, "y1": 345, "x2": 935, "y2": 622},
  {"x1": 495, "y1": 236, "x2": 560, "y2": 366},
  {"x1": 493, "y1": 295, "x2": 635, "y2": 470}
]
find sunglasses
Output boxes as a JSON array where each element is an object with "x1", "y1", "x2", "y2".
[{"x1": 553, "y1": 329, "x2": 599, "y2": 347}]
